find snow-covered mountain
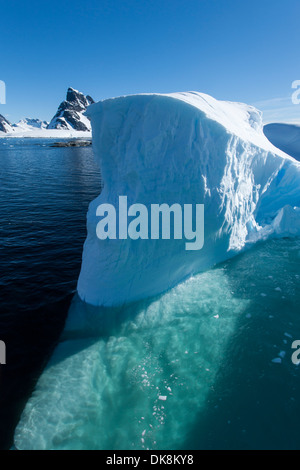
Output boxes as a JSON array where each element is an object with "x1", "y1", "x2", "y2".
[
  {"x1": 47, "y1": 87, "x2": 94, "y2": 131},
  {"x1": 0, "y1": 87, "x2": 94, "y2": 137},
  {"x1": 13, "y1": 118, "x2": 49, "y2": 131},
  {"x1": 264, "y1": 123, "x2": 300, "y2": 161},
  {"x1": 0, "y1": 114, "x2": 14, "y2": 133}
]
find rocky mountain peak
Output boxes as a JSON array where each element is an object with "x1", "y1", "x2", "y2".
[
  {"x1": 47, "y1": 88, "x2": 94, "y2": 131},
  {"x1": 0, "y1": 114, "x2": 13, "y2": 133}
]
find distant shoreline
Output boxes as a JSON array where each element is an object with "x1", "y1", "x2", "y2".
[{"x1": 0, "y1": 130, "x2": 92, "y2": 139}]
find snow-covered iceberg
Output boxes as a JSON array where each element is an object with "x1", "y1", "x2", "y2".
[
  {"x1": 14, "y1": 268, "x2": 250, "y2": 450},
  {"x1": 13, "y1": 92, "x2": 300, "y2": 450},
  {"x1": 264, "y1": 123, "x2": 300, "y2": 161},
  {"x1": 77, "y1": 92, "x2": 300, "y2": 306}
]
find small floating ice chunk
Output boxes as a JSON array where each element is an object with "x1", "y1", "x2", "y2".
[
  {"x1": 271, "y1": 358, "x2": 282, "y2": 364},
  {"x1": 274, "y1": 287, "x2": 282, "y2": 292},
  {"x1": 158, "y1": 396, "x2": 167, "y2": 401},
  {"x1": 278, "y1": 351, "x2": 286, "y2": 358},
  {"x1": 213, "y1": 314, "x2": 219, "y2": 319},
  {"x1": 284, "y1": 332, "x2": 292, "y2": 338},
  {"x1": 260, "y1": 293, "x2": 267, "y2": 297}
]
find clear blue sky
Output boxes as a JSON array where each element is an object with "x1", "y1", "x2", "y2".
[{"x1": 1, "y1": 0, "x2": 299, "y2": 124}]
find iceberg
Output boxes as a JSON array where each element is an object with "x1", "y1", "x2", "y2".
[
  {"x1": 13, "y1": 92, "x2": 300, "y2": 450},
  {"x1": 264, "y1": 123, "x2": 300, "y2": 162},
  {"x1": 77, "y1": 92, "x2": 300, "y2": 306},
  {"x1": 14, "y1": 269, "x2": 250, "y2": 450}
]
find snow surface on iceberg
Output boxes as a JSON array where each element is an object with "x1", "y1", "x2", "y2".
[{"x1": 77, "y1": 92, "x2": 300, "y2": 306}]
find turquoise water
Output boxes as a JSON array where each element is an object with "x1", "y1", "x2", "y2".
[
  {"x1": 15, "y1": 237, "x2": 300, "y2": 450},
  {"x1": 1, "y1": 137, "x2": 299, "y2": 449}
]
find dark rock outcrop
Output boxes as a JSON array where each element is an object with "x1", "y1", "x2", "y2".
[
  {"x1": 50, "y1": 140, "x2": 92, "y2": 147},
  {"x1": 0, "y1": 114, "x2": 13, "y2": 133}
]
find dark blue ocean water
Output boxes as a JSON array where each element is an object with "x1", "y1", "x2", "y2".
[
  {"x1": 1, "y1": 138, "x2": 300, "y2": 450},
  {"x1": 0, "y1": 138, "x2": 101, "y2": 449}
]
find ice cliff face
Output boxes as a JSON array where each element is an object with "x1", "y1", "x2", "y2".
[
  {"x1": 0, "y1": 114, "x2": 14, "y2": 133},
  {"x1": 47, "y1": 87, "x2": 94, "y2": 131},
  {"x1": 77, "y1": 92, "x2": 300, "y2": 306},
  {"x1": 264, "y1": 123, "x2": 300, "y2": 162}
]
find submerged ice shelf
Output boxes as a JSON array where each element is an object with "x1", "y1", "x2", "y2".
[
  {"x1": 77, "y1": 92, "x2": 300, "y2": 306},
  {"x1": 15, "y1": 267, "x2": 249, "y2": 450},
  {"x1": 14, "y1": 238, "x2": 300, "y2": 450}
]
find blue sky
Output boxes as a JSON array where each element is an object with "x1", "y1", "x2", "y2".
[{"x1": 0, "y1": 0, "x2": 299, "y2": 124}]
